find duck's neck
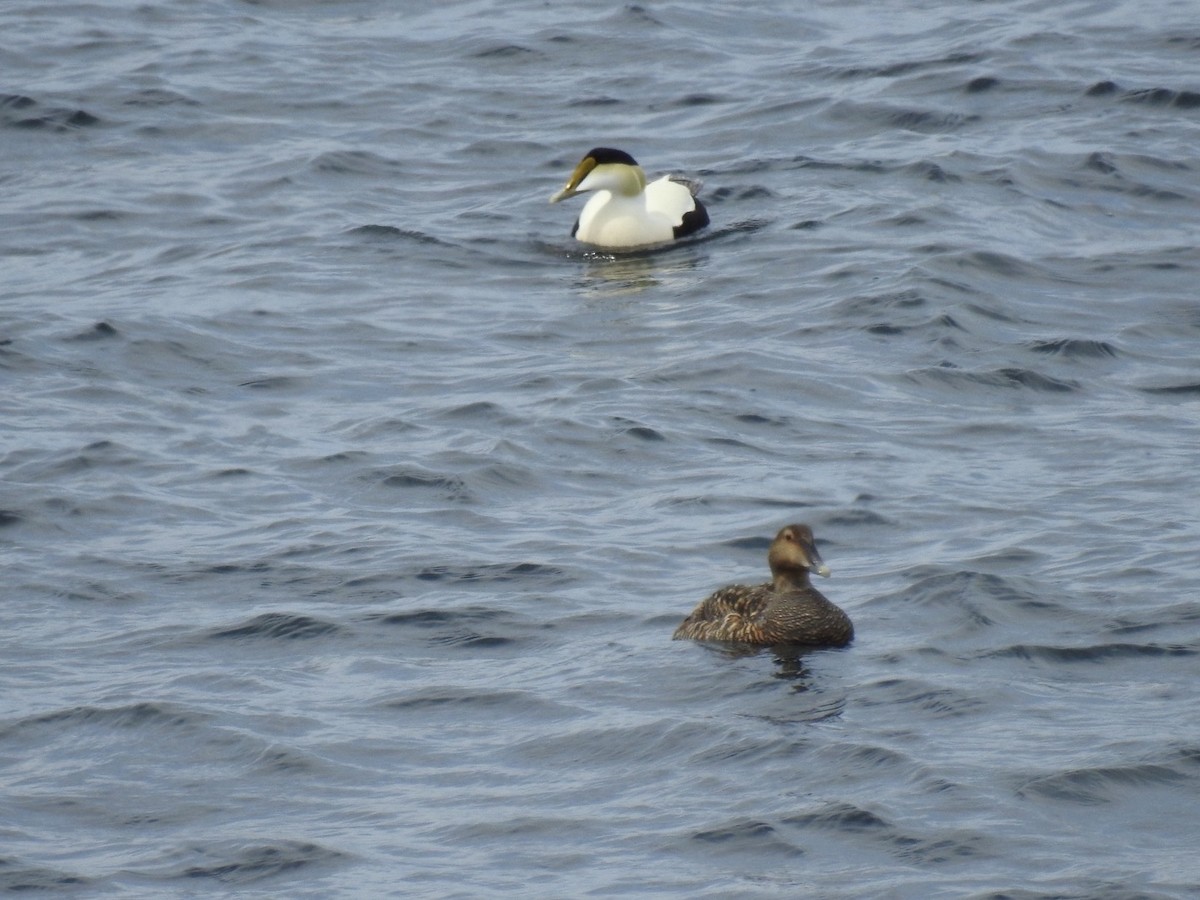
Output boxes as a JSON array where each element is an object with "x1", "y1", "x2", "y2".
[
  {"x1": 585, "y1": 164, "x2": 646, "y2": 198},
  {"x1": 612, "y1": 164, "x2": 646, "y2": 196},
  {"x1": 771, "y1": 566, "x2": 812, "y2": 592}
]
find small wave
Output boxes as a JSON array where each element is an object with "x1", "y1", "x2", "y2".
[
  {"x1": 1, "y1": 93, "x2": 101, "y2": 130},
  {"x1": 566, "y1": 95, "x2": 622, "y2": 107},
  {"x1": 344, "y1": 225, "x2": 452, "y2": 247},
  {"x1": 984, "y1": 642, "x2": 1194, "y2": 663},
  {"x1": 734, "y1": 413, "x2": 785, "y2": 426},
  {"x1": 816, "y1": 741, "x2": 914, "y2": 772},
  {"x1": 903, "y1": 160, "x2": 960, "y2": 183},
  {"x1": 472, "y1": 44, "x2": 537, "y2": 59},
  {"x1": 785, "y1": 801, "x2": 985, "y2": 863},
  {"x1": 1019, "y1": 761, "x2": 1188, "y2": 804},
  {"x1": 964, "y1": 76, "x2": 1000, "y2": 93},
  {"x1": 434, "y1": 400, "x2": 518, "y2": 423},
  {"x1": 708, "y1": 184, "x2": 775, "y2": 203},
  {"x1": 21, "y1": 440, "x2": 145, "y2": 479},
  {"x1": 685, "y1": 802, "x2": 987, "y2": 866},
  {"x1": 166, "y1": 840, "x2": 345, "y2": 885},
  {"x1": 1075, "y1": 149, "x2": 1193, "y2": 200},
  {"x1": 0, "y1": 702, "x2": 203, "y2": 744},
  {"x1": 374, "y1": 466, "x2": 469, "y2": 498},
  {"x1": 123, "y1": 88, "x2": 199, "y2": 107},
  {"x1": 673, "y1": 92, "x2": 726, "y2": 107},
  {"x1": 1085, "y1": 80, "x2": 1121, "y2": 97},
  {"x1": 376, "y1": 606, "x2": 492, "y2": 627},
  {"x1": 1027, "y1": 338, "x2": 1119, "y2": 358},
  {"x1": 66, "y1": 321, "x2": 120, "y2": 342},
  {"x1": 407, "y1": 561, "x2": 564, "y2": 584},
  {"x1": 311, "y1": 150, "x2": 400, "y2": 176},
  {"x1": 1139, "y1": 382, "x2": 1200, "y2": 397},
  {"x1": 690, "y1": 818, "x2": 791, "y2": 852},
  {"x1": 782, "y1": 801, "x2": 890, "y2": 832},
  {"x1": 887, "y1": 108, "x2": 979, "y2": 133},
  {"x1": 992, "y1": 367, "x2": 1079, "y2": 391},
  {"x1": 859, "y1": 677, "x2": 988, "y2": 719},
  {"x1": 904, "y1": 366, "x2": 1079, "y2": 393},
  {"x1": 831, "y1": 51, "x2": 983, "y2": 80},
  {"x1": 908, "y1": 569, "x2": 1041, "y2": 601},
  {"x1": 440, "y1": 815, "x2": 599, "y2": 844},
  {"x1": 0, "y1": 861, "x2": 90, "y2": 893},
  {"x1": 961, "y1": 249, "x2": 1039, "y2": 278},
  {"x1": 824, "y1": 508, "x2": 889, "y2": 527},
  {"x1": 1087, "y1": 80, "x2": 1200, "y2": 109},
  {"x1": 1, "y1": 93, "x2": 36, "y2": 111},
  {"x1": 383, "y1": 688, "x2": 526, "y2": 711},
  {"x1": 381, "y1": 687, "x2": 572, "y2": 719},
  {"x1": 206, "y1": 612, "x2": 341, "y2": 641},
  {"x1": 373, "y1": 603, "x2": 542, "y2": 649},
  {"x1": 864, "y1": 313, "x2": 961, "y2": 336},
  {"x1": 237, "y1": 375, "x2": 307, "y2": 391},
  {"x1": 838, "y1": 287, "x2": 928, "y2": 316},
  {"x1": 72, "y1": 208, "x2": 132, "y2": 222},
  {"x1": 1084, "y1": 150, "x2": 1119, "y2": 174},
  {"x1": 1124, "y1": 87, "x2": 1200, "y2": 109},
  {"x1": 611, "y1": 416, "x2": 665, "y2": 441}
]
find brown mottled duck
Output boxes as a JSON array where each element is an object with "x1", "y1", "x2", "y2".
[{"x1": 673, "y1": 524, "x2": 853, "y2": 647}]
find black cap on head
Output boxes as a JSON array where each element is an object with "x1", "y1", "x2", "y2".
[{"x1": 586, "y1": 147, "x2": 639, "y2": 166}]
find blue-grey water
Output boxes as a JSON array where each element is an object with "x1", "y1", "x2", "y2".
[{"x1": 3, "y1": 0, "x2": 1200, "y2": 896}]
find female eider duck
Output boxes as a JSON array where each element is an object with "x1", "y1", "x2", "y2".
[
  {"x1": 673, "y1": 524, "x2": 854, "y2": 647},
  {"x1": 549, "y1": 147, "x2": 709, "y2": 249}
]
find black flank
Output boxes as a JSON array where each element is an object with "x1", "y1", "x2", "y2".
[{"x1": 674, "y1": 198, "x2": 710, "y2": 239}]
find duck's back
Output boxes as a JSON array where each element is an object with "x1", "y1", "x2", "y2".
[
  {"x1": 645, "y1": 176, "x2": 708, "y2": 238},
  {"x1": 673, "y1": 582, "x2": 853, "y2": 647}
]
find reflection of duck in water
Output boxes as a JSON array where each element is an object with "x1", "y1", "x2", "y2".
[
  {"x1": 549, "y1": 148, "x2": 709, "y2": 248},
  {"x1": 673, "y1": 524, "x2": 854, "y2": 648}
]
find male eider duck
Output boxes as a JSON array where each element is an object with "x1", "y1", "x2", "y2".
[
  {"x1": 549, "y1": 147, "x2": 709, "y2": 249},
  {"x1": 673, "y1": 524, "x2": 854, "y2": 647}
]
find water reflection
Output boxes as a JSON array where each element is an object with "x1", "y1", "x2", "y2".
[
  {"x1": 571, "y1": 244, "x2": 706, "y2": 299},
  {"x1": 700, "y1": 640, "x2": 848, "y2": 692}
]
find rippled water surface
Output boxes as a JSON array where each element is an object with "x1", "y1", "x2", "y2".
[{"x1": 4, "y1": 0, "x2": 1200, "y2": 896}]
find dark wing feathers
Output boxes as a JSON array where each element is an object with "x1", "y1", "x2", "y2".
[
  {"x1": 673, "y1": 581, "x2": 854, "y2": 646},
  {"x1": 672, "y1": 582, "x2": 773, "y2": 641}
]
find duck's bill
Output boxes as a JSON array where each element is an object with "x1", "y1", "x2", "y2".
[
  {"x1": 804, "y1": 539, "x2": 831, "y2": 578},
  {"x1": 548, "y1": 156, "x2": 596, "y2": 204}
]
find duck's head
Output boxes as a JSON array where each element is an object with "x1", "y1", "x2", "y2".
[
  {"x1": 767, "y1": 523, "x2": 831, "y2": 588},
  {"x1": 549, "y1": 147, "x2": 647, "y2": 202}
]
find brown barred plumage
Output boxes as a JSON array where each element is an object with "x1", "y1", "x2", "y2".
[{"x1": 673, "y1": 524, "x2": 853, "y2": 647}]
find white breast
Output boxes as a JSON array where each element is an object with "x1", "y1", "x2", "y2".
[{"x1": 575, "y1": 176, "x2": 697, "y2": 248}]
